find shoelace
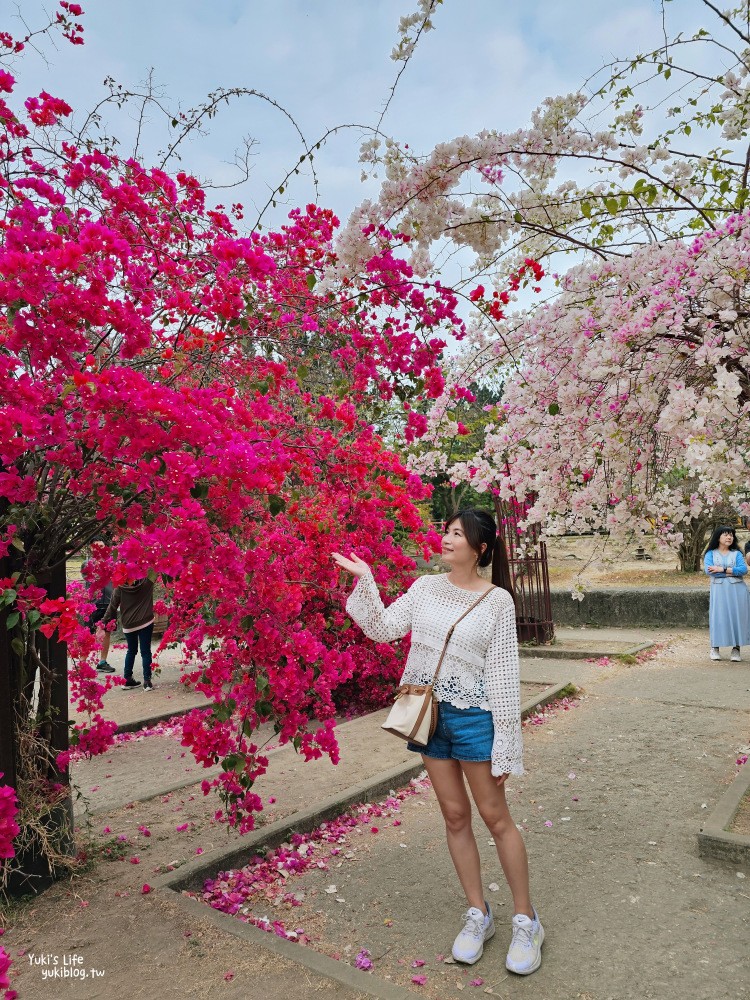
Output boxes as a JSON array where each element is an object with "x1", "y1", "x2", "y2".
[
  {"x1": 461, "y1": 912, "x2": 485, "y2": 940},
  {"x1": 510, "y1": 921, "x2": 534, "y2": 951}
]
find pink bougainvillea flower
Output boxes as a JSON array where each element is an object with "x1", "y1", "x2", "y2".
[
  {"x1": 354, "y1": 949, "x2": 373, "y2": 970},
  {"x1": 0, "y1": 0, "x2": 468, "y2": 847},
  {"x1": 411, "y1": 974, "x2": 427, "y2": 985},
  {"x1": 141, "y1": 884, "x2": 152, "y2": 894},
  {"x1": 0, "y1": 777, "x2": 20, "y2": 859}
]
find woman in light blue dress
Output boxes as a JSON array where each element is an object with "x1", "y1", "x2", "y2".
[{"x1": 703, "y1": 525, "x2": 750, "y2": 661}]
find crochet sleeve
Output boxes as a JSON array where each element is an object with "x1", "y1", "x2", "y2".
[
  {"x1": 346, "y1": 571, "x2": 420, "y2": 643},
  {"x1": 484, "y1": 598, "x2": 524, "y2": 777}
]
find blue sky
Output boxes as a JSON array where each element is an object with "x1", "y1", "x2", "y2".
[{"x1": 9, "y1": 1, "x2": 711, "y2": 229}]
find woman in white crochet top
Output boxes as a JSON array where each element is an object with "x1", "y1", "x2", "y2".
[{"x1": 332, "y1": 509, "x2": 544, "y2": 976}]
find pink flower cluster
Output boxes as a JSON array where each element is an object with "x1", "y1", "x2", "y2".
[
  {"x1": 0, "y1": 775, "x2": 19, "y2": 859},
  {"x1": 200, "y1": 779, "x2": 429, "y2": 944},
  {"x1": 0, "y1": 7, "x2": 463, "y2": 835},
  {"x1": 522, "y1": 694, "x2": 581, "y2": 729}
]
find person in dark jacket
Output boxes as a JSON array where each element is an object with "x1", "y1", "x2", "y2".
[
  {"x1": 101, "y1": 578, "x2": 155, "y2": 690},
  {"x1": 82, "y1": 559, "x2": 115, "y2": 673}
]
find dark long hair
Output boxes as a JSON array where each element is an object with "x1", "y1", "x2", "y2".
[
  {"x1": 445, "y1": 508, "x2": 515, "y2": 604},
  {"x1": 705, "y1": 525, "x2": 740, "y2": 553}
]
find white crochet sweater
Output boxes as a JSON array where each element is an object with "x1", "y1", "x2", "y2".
[{"x1": 347, "y1": 571, "x2": 523, "y2": 777}]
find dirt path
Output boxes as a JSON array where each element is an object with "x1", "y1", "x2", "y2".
[{"x1": 3, "y1": 630, "x2": 748, "y2": 1000}]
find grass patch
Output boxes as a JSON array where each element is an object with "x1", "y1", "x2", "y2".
[{"x1": 555, "y1": 683, "x2": 579, "y2": 698}]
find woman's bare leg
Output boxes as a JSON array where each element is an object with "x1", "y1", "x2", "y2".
[
  {"x1": 422, "y1": 756, "x2": 486, "y2": 912},
  {"x1": 461, "y1": 761, "x2": 533, "y2": 918}
]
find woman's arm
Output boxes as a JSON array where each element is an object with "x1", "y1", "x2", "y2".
[
  {"x1": 101, "y1": 587, "x2": 121, "y2": 625},
  {"x1": 734, "y1": 551, "x2": 749, "y2": 576},
  {"x1": 704, "y1": 552, "x2": 722, "y2": 575},
  {"x1": 343, "y1": 569, "x2": 421, "y2": 643},
  {"x1": 484, "y1": 599, "x2": 524, "y2": 779}
]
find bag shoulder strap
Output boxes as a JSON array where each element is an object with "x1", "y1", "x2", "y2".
[{"x1": 429, "y1": 585, "x2": 496, "y2": 686}]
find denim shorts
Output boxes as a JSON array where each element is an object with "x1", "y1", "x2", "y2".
[{"x1": 407, "y1": 702, "x2": 494, "y2": 763}]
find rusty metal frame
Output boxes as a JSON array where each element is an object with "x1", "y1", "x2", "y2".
[{"x1": 494, "y1": 496, "x2": 554, "y2": 645}]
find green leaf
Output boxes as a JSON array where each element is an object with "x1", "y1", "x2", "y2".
[
  {"x1": 604, "y1": 197, "x2": 619, "y2": 215},
  {"x1": 256, "y1": 700, "x2": 272, "y2": 718},
  {"x1": 6, "y1": 611, "x2": 20, "y2": 629},
  {"x1": 11, "y1": 637, "x2": 24, "y2": 656},
  {"x1": 548, "y1": 403, "x2": 560, "y2": 416},
  {"x1": 268, "y1": 495, "x2": 286, "y2": 516},
  {"x1": 240, "y1": 615, "x2": 254, "y2": 630},
  {"x1": 581, "y1": 201, "x2": 592, "y2": 218},
  {"x1": 222, "y1": 752, "x2": 246, "y2": 774},
  {"x1": 190, "y1": 482, "x2": 210, "y2": 500},
  {"x1": 340, "y1": 619, "x2": 351, "y2": 631},
  {"x1": 147, "y1": 568, "x2": 157, "y2": 583},
  {"x1": 306, "y1": 273, "x2": 316, "y2": 291},
  {"x1": 10, "y1": 536, "x2": 25, "y2": 552},
  {"x1": 213, "y1": 699, "x2": 236, "y2": 723}
]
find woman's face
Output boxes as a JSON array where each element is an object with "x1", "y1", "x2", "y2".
[
  {"x1": 442, "y1": 519, "x2": 484, "y2": 568},
  {"x1": 720, "y1": 531, "x2": 734, "y2": 548}
]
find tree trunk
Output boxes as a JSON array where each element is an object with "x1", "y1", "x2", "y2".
[
  {"x1": 3, "y1": 556, "x2": 74, "y2": 896},
  {"x1": 677, "y1": 516, "x2": 709, "y2": 572}
]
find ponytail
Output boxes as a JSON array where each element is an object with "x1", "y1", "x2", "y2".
[{"x1": 491, "y1": 534, "x2": 516, "y2": 606}]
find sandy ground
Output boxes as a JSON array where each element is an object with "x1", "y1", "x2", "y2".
[
  {"x1": 543, "y1": 534, "x2": 707, "y2": 589},
  {"x1": 729, "y1": 793, "x2": 750, "y2": 836},
  {"x1": 3, "y1": 628, "x2": 748, "y2": 1000}
]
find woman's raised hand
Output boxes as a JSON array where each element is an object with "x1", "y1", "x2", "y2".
[{"x1": 331, "y1": 551, "x2": 371, "y2": 578}]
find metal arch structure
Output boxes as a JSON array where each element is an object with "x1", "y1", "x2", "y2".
[{"x1": 494, "y1": 496, "x2": 554, "y2": 645}]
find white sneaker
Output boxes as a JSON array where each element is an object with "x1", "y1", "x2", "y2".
[
  {"x1": 506, "y1": 909, "x2": 544, "y2": 975},
  {"x1": 710, "y1": 648, "x2": 721, "y2": 661},
  {"x1": 731, "y1": 647, "x2": 742, "y2": 662},
  {"x1": 452, "y1": 903, "x2": 495, "y2": 964}
]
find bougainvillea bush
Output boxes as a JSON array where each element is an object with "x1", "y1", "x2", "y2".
[{"x1": 0, "y1": 4, "x2": 474, "y2": 875}]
